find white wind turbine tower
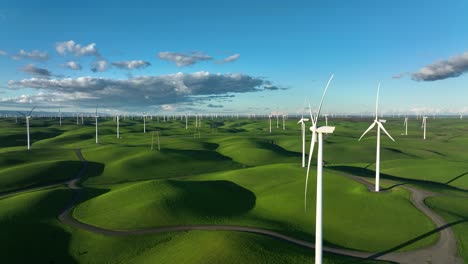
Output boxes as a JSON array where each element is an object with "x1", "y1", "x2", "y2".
[
  {"x1": 297, "y1": 112, "x2": 309, "y2": 168},
  {"x1": 268, "y1": 114, "x2": 272, "y2": 133},
  {"x1": 324, "y1": 114, "x2": 329, "y2": 126},
  {"x1": 422, "y1": 116, "x2": 427, "y2": 140},
  {"x1": 95, "y1": 107, "x2": 99, "y2": 144},
  {"x1": 59, "y1": 108, "x2": 62, "y2": 126},
  {"x1": 142, "y1": 113, "x2": 147, "y2": 133},
  {"x1": 403, "y1": 117, "x2": 408, "y2": 136},
  {"x1": 282, "y1": 114, "x2": 286, "y2": 130},
  {"x1": 460, "y1": 113, "x2": 463, "y2": 120},
  {"x1": 304, "y1": 74, "x2": 335, "y2": 264},
  {"x1": 116, "y1": 115, "x2": 120, "y2": 138},
  {"x1": 358, "y1": 83, "x2": 395, "y2": 192},
  {"x1": 18, "y1": 106, "x2": 36, "y2": 150}
]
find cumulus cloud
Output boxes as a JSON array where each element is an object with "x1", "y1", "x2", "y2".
[
  {"x1": 65, "y1": 61, "x2": 82, "y2": 70},
  {"x1": 207, "y1": 104, "x2": 223, "y2": 108},
  {"x1": 263, "y1": 80, "x2": 287, "y2": 90},
  {"x1": 21, "y1": 64, "x2": 52, "y2": 77},
  {"x1": 0, "y1": 50, "x2": 7, "y2": 56},
  {"x1": 412, "y1": 51, "x2": 468, "y2": 81},
  {"x1": 6, "y1": 72, "x2": 280, "y2": 109},
  {"x1": 158, "y1": 51, "x2": 212, "y2": 67},
  {"x1": 112, "y1": 60, "x2": 151, "y2": 70},
  {"x1": 12, "y1": 49, "x2": 49, "y2": 61},
  {"x1": 56, "y1": 40, "x2": 99, "y2": 57},
  {"x1": 91, "y1": 60, "x2": 108, "y2": 72},
  {"x1": 216, "y1": 53, "x2": 240, "y2": 64}
]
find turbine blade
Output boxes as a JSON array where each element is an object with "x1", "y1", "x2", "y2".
[
  {"x1": 308, "y1": 102, "x2": 315, "y2": 126},
  {"x1": 27, "y1": 106, "x2": 36, "y2": 116},
  {"x1": 314, "y1": 74, "x2": 334, "y2": 124},
  {"x1": 304, "y1": 131, "x2": 317, "y2": 211},
  {"x1": 358, "y1": 122, "x2": 376, "y2": 141},
  {"x1": 378, "y1": 122, "x2": 395, "y2": 141},
  {"x1": 375, "y1": 83, "x2": 380, "y2": 120}
]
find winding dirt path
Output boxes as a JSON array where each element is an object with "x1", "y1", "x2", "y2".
[{"x1": 1, "y1": 149, "x2": 463, "y2": 263}]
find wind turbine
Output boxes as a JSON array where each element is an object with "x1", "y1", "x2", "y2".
[
  {"x1": 142, "y1": 113, "x2": 147, "y2": 133},
  {"x1": 59, "y1": 108, "x2": 62, "y2": 126},
  {"x1": 358, "y1": 83, "x2": 395, "y2": 192},
  {"x1": 297, "y1": 108, "x2": 309, "y2": 168},
  {"x1": 403, "y1": 117, "x2": 408, "y2": 136},
  {"x1": 422, "y1": 116, "x2": 427, "y2": 140},
  {"x1": 18, "y1": 106, "x2": 36, "y2": 150},
  {"x1": 95, "y1": 107, "x2": 99, "y2": 144},
  {"x1": 268, "y1": 115, "x2": 272, "y2": 133},
  {"x1": 282, "y1": 114, "x2": 286, "y2": 130},
  {"x1": 304, "y1": 74, "x2": 335, "y2": 264},
  {"x1": 116, "y1": 115, "x2": 120, "y2": 138}
]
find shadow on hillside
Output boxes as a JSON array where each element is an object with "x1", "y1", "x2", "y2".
[
  {"x1": 166, "y1": 180, "x2": 256, "y2": 217},
  {"x1": 366, "y1": 219, "x2": 468, "y2": 260},
  {"x1": 80, "y1": 162, "x2": 105, "y2": 182},
  {"x1": 329, "y1": 166, "x2": 468, "y2": 193},
  {"x1": 162, "y1": 148, "x2": 236, "y2": 162},
  {"x1": 0, "y1": 189, "x2": 77, "y2": 263},
  {"x1": 255, "y1": 140, "x2": 301, "y2": 157},
  {"x1": 446, "y1": 172, "x2": 468, "y2": 185}
]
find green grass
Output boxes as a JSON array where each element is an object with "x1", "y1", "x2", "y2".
[
  {"x1": 75, "y1": 163, "x2": 437, "y2": 252},
  {"x1": 0, "y1": 187, "x2": 75, "y2": 263},
  {"x1": 1, "y1": 116, "x2": 468, "y2": 262},
  {"x1": 426, "y1": 195, "x2": 468, "y2": 263},
  {"x1": 0, "y1": 148, "x2": 81, "y2": 192},
  {"x1": 0, "y1": 185, "x2": 388, "y2": 264}
]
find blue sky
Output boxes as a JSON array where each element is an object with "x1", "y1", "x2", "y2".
[{"x1": 1, "y1": 0, "x2": 468, "y2": 114}]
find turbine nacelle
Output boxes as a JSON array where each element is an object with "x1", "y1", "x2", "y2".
[{"x1": 317, "y1": 126, "x2": 335, "y2": 134}]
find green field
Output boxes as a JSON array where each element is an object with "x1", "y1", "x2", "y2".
[{"x1": 0, "y1": 116, "x2": 467, "y2": 263}]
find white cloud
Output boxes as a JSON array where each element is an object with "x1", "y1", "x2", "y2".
[
  {"x1": 112, "y1": 60, "x2": 151, "y2": 70},
  {"x1": 216, "y1": 53, "x2": 240, "y2": 64},
  {"x1": 6, "y1": 72, "x2": 281, "y2": 109},
  {"x1": 0, "y1": 50, "x2": 7, "y2": 56},
  {"x1": 56, "y1": 40, "x2": 99, "y2": 57},
  {"x1": 91, "y1": 60, "x2": 108, "y2": 72},
  {"x1": 158, "y1": 51, "x2": 212, "y2": 67},
  {"x1": 13, "y1": 49, "x2": 48, "y2": 61},
  {"x1": 21, "y1": 64, "x2": 52, "y2": 77},
  {"x1": 65, "y1": 61, "x2": 82, "y2": 70},
  {"x1": 412, "y1": 51, "x2": 468, "y2": 81}
]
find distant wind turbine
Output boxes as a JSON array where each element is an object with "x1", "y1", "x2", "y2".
[
  {"x1": 297, "y1": 111, "x2": 309, "y2": 168},
  {"x1": 95, "y1": 107, "x2": 99, "y2": 144},
  {"x1": 358, "y1": 83, "x2": 395, "y2": 192},
  {"x1": 18, "y1": 106, "x2": 36, "y2": 150},
  {"x1": 116, "y1": 115, "x2": 120, "y2": 138},
  {"x1": 404, "y1": 117, "x2": 408, "y2": 136},
  {"x1": 422, "y1": 116, "x2": 427, "y2": 140}
]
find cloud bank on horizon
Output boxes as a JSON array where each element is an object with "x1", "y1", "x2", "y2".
[{"x1": 5, "y1": 72, "x2": 282, "y2": 111}]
